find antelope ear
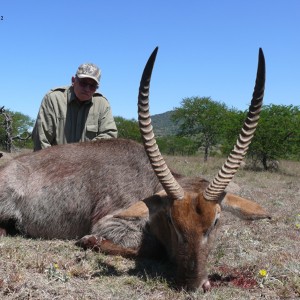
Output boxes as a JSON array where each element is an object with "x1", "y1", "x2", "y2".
[
  {"x1": 143, "y1": 190, "x2": 169, "y2": 215},
  {"x1": 113, "y1": 191, "x2": 168, "y2": 219},
  {"x1": 220, "y1": 193, "x2": 271, "y2": 220}
]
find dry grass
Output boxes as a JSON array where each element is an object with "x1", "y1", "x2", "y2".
[{"x1": 0, "y1": 153, "x2": 299, "y2": 299}]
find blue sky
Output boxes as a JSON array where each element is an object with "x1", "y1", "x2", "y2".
[{"x1": 0, "y1": 1, "x2": 299, "y2": 121}]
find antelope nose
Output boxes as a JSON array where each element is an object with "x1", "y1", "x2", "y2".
[{"x1": 202, "y1": 280, "x2": 211, "y2": 292}]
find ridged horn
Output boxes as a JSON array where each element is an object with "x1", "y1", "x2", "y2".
[
  {"x1": 138, "y1": 47, "x2": 184, "y2": 200},
  {"x1": 204, "y1": 48, "x2": 265, "y2": 201}
]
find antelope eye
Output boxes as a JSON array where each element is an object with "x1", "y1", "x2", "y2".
[
  {"x1": 214, "y1": 218, "x2": 219, "y2": 227},
  {"x1": 204, "y1": 215, "x2": 220, "y2": 237},
  {"x1": 213, "y1": 211, "x2": 221, "y2": 227}
]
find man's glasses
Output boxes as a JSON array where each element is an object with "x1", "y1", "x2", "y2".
[{"x1": 76, "y1": 77, "x2": 99, "y2": 91}]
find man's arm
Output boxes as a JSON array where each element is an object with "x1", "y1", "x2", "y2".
[
  {"x1": 94, "y1": 100, "x2": 118, "y2": 140},
  {"x1": 32, "y1": 95, "x2": 56, "y2": 151}
]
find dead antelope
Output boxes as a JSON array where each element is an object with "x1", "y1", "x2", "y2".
[{"x1": 0, "y1": 48, "x2": 269, "y2": 292}]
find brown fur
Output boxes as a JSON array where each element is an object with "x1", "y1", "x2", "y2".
[{"x1": 0, "y1": 138, "x2": 269, "y2": 291}]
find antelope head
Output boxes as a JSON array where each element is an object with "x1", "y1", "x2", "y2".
[{"x1": 138, "y1": 47, "x2": 270, "y2": 291}]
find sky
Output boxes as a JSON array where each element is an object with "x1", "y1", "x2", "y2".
[{"x1": 0, "y1": 1, "x2": 299, "y2": 122}]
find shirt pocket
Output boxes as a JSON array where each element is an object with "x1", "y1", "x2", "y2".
[{"x1": 85, "y1": 124, "x2": 98, "y2": 140}]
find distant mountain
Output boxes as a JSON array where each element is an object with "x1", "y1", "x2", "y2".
[{"x1": 151, "y1": 111, "x2": 180, "y2": 136}]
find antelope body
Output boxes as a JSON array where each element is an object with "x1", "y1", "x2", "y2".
[{"x1": 0, "y1": 48, "x2": 269, "y2": 291}]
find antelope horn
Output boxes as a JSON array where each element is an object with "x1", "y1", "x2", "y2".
[
  {"x1": 138, "y1": 47, "x2": 184, "y2": 200},
  {"x1": 204, "y1": 48, "x2": 266, "y2": 201}
]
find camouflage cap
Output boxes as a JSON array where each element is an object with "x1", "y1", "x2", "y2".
[{"x1": 76, "y1": 63, "x2": 101, "y2": 84}]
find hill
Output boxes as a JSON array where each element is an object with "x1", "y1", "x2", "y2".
[{"x1": 151, "y1": 111, "x2": 179, "y2": 136}]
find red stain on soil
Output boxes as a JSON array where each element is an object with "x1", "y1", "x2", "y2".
[{"x1": 209, "y1": 265, "x2": 257, "y2": 289}]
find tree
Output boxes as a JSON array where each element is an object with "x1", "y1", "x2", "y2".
[
  {"x1": 172, "y1": 97, "x2": 228, "y2": 161},
  {"x1": 222, "y1": 104, "x2": 300, "y2": 169},
  {"x1": 0, "y1": 107, "x2": 34, "y2": 151},
  {"x1": 221, "y1": 107, "x2": 246, "y2": 154},
  {"x1": 248, "y1": 104, "x2": 300, "y2": 169},
  {"x1": 114, "y1": 116, "x2": 142, "y2": 142},
  {"x1": 156, "y1": 136, "x2": 198, "y2": 156}
]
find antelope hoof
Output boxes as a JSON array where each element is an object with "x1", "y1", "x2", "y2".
[{"x1": 75, "y1": 234, "x2": 105, "y2": 251}]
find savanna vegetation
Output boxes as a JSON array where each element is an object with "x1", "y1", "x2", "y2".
[
  {"x1": 0, "y1": 107, "x2": 33, "y2": 152},
  {"x1": 1, "y1": 98, "x2": 300, "y2": 168},
  {"x1": 115, "y1": 98, "x2": 300, "y2": 170}
]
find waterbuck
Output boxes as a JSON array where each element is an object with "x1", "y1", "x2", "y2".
[{"x1": 0, "y1": 48, "x2": 269, "y2": 292}]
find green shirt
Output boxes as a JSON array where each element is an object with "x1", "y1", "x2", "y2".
[{"x1": 32, "y1": 86, "x2": 118, "y2": 151}]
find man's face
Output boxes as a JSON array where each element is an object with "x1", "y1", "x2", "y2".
[{"x1": 72, "y1": 76, "x2": 99, "y2": 101}]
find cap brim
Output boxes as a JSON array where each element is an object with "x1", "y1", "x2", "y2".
[{"x1": 77, "y1": 74, "x2": 99, "y2": 84}]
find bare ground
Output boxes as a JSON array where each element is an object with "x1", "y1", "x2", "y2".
[{"x1": 0, "y1": 154, "x2": 299, "y2": 299}]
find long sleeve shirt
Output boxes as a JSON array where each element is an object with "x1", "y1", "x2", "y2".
[{"x1": 32, "y1": 86, "x2": 118, "y2": 151}]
